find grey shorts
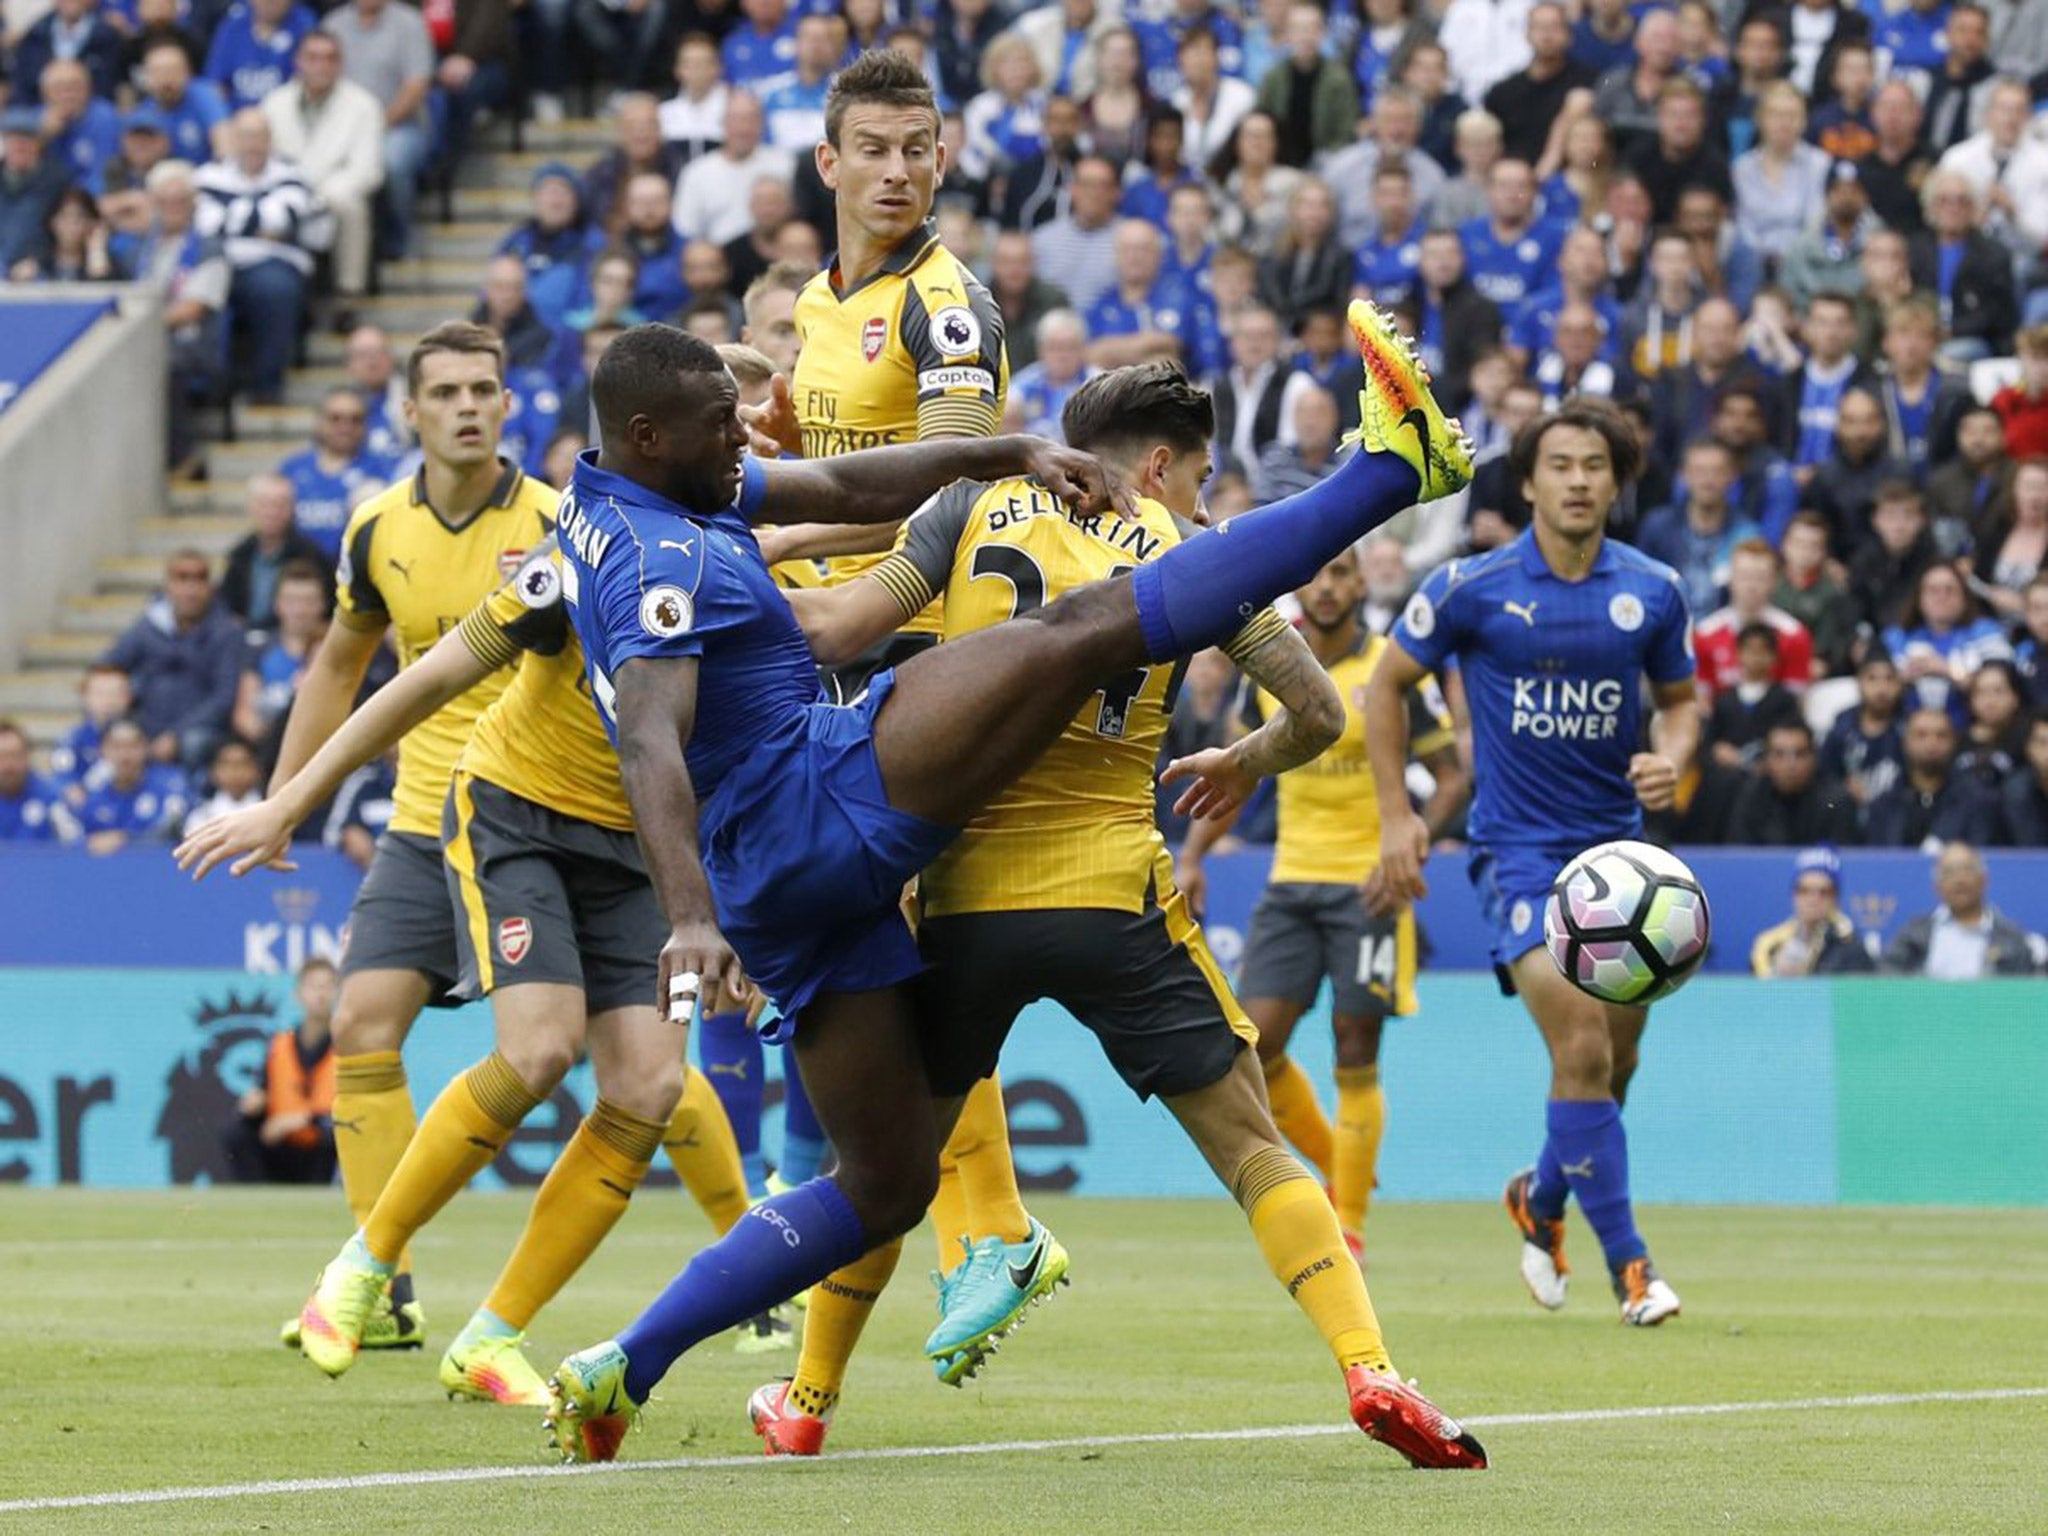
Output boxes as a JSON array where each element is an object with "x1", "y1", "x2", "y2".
[
  {"x1": 442, "y1": 773, "x2": 667, "y2": 1012},
  {"x1": 338, "y1": 828, "x2": 461, "y2": 1006},
  {"x1": 1238, "y1": 881, "x2": 1419, "y2": 1018}
]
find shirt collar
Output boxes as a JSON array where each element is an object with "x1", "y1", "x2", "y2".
[
  {"x1": 409, "y1": 457, "x2": 522, "y2": 517},
  {"x1": 1515, "y1": 528, "x2": 1615, "y2": 581},
  {"x1": 824, "y1": 220, "x2": 940, "y2": 301},
  {"x1": 1933, "y1": 905, "x2": 1994, "y2": 935},
  {"x1": 571, "y1": 448, "x2": 732, "y2": 521}
]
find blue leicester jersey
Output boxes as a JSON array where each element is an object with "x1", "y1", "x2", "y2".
[
  {"x1": 1458, "y1": 216, "x2": 1566, "y2": 311},
  {"x1": 279, "y1": 448, "x2": 394, "y2": 561},
  {"x1": 1392, "y1": 532, "x2": 1695, "y2": 848},
  {"x1": 557, "y1": 452, "x2": 819, "y2": 803},
  {"x1": 203, "y1": 2, "x2": 317, "y2": 109}
]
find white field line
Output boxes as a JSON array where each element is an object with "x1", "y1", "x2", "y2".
[{"x1": 3, "y1": 1386, "x2": 2046, "y2": 1515}]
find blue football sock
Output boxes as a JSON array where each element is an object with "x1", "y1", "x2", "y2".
[
  {"x1": 778, "y1": 1045, "x2": 828, "y2": 1182},
  {"x1": 1130, "y1": 444, "x2": 1421, "y2": 660},
  {"x1": 615, "y1": 1176, "x2": 867, "y2": 1402},
  {"x1": 1529, "y1": 1137, "x2": 1570, "y2": 1224},
  {"x1": 1547, "y1": 1099, "x2": 1647, "y2": 1271},
  {"x1": 696, "y1": 1010, "x2": 766, "y2": 1198}
]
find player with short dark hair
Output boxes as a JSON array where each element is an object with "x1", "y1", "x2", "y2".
[
  {"x1": 541, "y1": 309, "x2": 1487, "y2": 1470},
  {"x1": 782, "y1": 45, "x2": 1048, "y2": 1342},
  {"x1": 1364, "y1": 397, "x2": 1699, "y2": 1327},
  {"x1": 267, "y1": 319, "x2": 558, "y2": 1354}
]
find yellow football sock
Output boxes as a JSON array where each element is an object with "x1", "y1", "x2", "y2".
[
  {"x1": 787, "y1": 1237, "x2": 904, "y2": 1418},
  {"x1": 334, "y1": 1051, "x2": 418, "y2": 1273},
  {"x1": 1263, "y1": 1056, "x2": 1334, "y2": 1181},
  {"x1": 482, "y1": 1098, "x2": 663, "y2": 1330},
  {"x1": 930, "y1": 1145, "x2": 971, "y2": 1271},
  {"x1": 1332, "y1": 1065, "x2": 1386, "y2": 1242},
  {"x1": 1234, "y1": 1144, "x2": 1391, "y2": 1374},
  {"x1": 663, "y1": 1067, "x2": 751, "y2": 1235},
  {"x1": 947, "y1": 1074, "x2": 1031, "y2": 1253},
  {"x1": 362, "y1": 1052, "x2": 540, "y2": 1268}
]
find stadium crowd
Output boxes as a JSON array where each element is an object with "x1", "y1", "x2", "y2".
[{"x1": 5, "y1": 0, "x2": 2048, "y2": 865}]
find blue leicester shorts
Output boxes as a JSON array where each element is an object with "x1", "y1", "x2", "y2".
[
  {"x1": 701, "y1": 668, "x2": 957, "y2": 1038},
  {"x1": 1467, "y1": 842, "x2": 1581, "y2": 987}
]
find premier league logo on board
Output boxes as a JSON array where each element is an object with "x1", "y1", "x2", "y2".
[{"x1": 156, "y1": 990, "x2": 279, "y2": 1184}]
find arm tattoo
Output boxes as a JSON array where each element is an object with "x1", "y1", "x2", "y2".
[{"x1": 1229, "y1": 623, "x2": 1344, "y2": 780}]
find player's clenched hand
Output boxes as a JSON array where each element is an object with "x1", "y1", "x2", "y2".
[
  {"x1": 659, "y1": 920, "x2": 749, "y2": 1023},
  {"x1": 1023, "y1": 440, "x2": 1139, "y2": 521},
  {"x1": 739, "y1": 373, "x2": 800, "y2": 459},
  {"x1": 1628, "y1": 752, "x2": 1678, "y2": 812},
  {"x1": 1365, "y1": 808, "x2": 1430, "y2": 917},
  {"x1": 1161, "y1": 746, "x2": 1256, "y2": 822},
  {"x1": 174, "y1": 801, "x2": 299, "y2": 880}
]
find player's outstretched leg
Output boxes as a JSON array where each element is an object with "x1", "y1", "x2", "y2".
[
  {"x1": 546, "y1": 988, "x2": 948, "y2": 1463},
  {"x1": 1510, "y1": 953, "x2": 1679, "y2": 1326},
  {"x1": 1165, "y1": 1052, "x2": 1485, "y2": 1470},
  {"x1": 1126, "y1": 301, "x2": 1470, "y2": 663},
  {"x1": 872, "y1": 302, "x2": 1469, "y2": 833}
]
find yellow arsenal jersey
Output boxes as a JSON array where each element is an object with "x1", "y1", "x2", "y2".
[
  {"x1": 870, "y1": 481, "x2": 1285, "y2": 916},
  {"x1": 454, "y1": 539, "x2": 630, "y2": 832},
  {"x1": 1249, "y1": 634, "x2": 1455, "y2": 886},
  {"x1": 334, "y1": 461, "x2": 557, "y2": 836},
  {"x1": 792, "y1": 220, "x2": 1008, "y2": 635}
]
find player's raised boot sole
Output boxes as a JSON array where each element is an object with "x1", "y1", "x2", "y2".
[
  {"x1": 543, "y1": 1341, "x2": 638, "y2": 1464},
  {"x1": 747, "y1": 1379, "x2": 830, "y2": 1456},
  {"x1": 440, "y1": 1331, "x2": 551, "y2": 1406},
  {"x1": 1616, "y1": 1259, "x2": 1682, "y2": 1327},
  {"x1": 1345, "y1": 1368, "x2": 1489, "y2": 1470},
  {"x1": 1344, "y1": 299, "x2": 1474, "y2": 502},
  {"x1": 1503, "y1": 1168, "x2": 1569, "y2": 1311}
]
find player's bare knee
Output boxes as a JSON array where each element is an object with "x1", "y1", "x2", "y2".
[
  {"x1": 1332, "y1": 1015, "x2": 1384, "y2": 1069},
  {"x1": 330, "y1": 996, "x2": 406, "y2": 1056},
  {"x1": 603, "y1": 1059, "x2": 684, "y2": 1125},
  {"x1": 1551, "y1": 1026, "x2": 1614, "y2": 1096},
  {"x1": 497, "y1": 1035, "x2": 577, "y2": 1098},
  {"x1": 837, "y1": 1161, "x2": 937, "y2": 1240}
]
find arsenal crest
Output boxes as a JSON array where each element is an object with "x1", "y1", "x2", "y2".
[
  {"x1": 862, "y1": 315, "x2": 887, "y2": 362},
  {"x1": 497, "y1": 547, "x2": 529, "y2": 579},
  {"x1": 497, "y1": 916, "x2": 532, "y2": 965}
]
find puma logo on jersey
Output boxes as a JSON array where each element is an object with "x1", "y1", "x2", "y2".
[
  {"x1": 386, "y1": 558, "x2": 414, "y2": 582},
  {"x1": 1559, "y1": 1156, "x2": 1594, "y2": 1179},
  {"x1": 659, "y1": 538, "x2": 695, "y2": 557},
  {"x1": 1503, "y1": 599, "x2": 1539, "y2": 626}
]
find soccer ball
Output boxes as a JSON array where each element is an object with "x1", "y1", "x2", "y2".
[{"x1": 1543, "y1": 841, "x2": 1710, "y2": 1005}]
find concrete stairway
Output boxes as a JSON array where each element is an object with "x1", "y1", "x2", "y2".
[{"x1": 2, "y1": 119, "x2": 610, "y2": 757}]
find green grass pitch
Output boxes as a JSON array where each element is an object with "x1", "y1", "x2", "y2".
[{"x1": 3, "y1": 1190, "x2": 2046, "y2": 1534}]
